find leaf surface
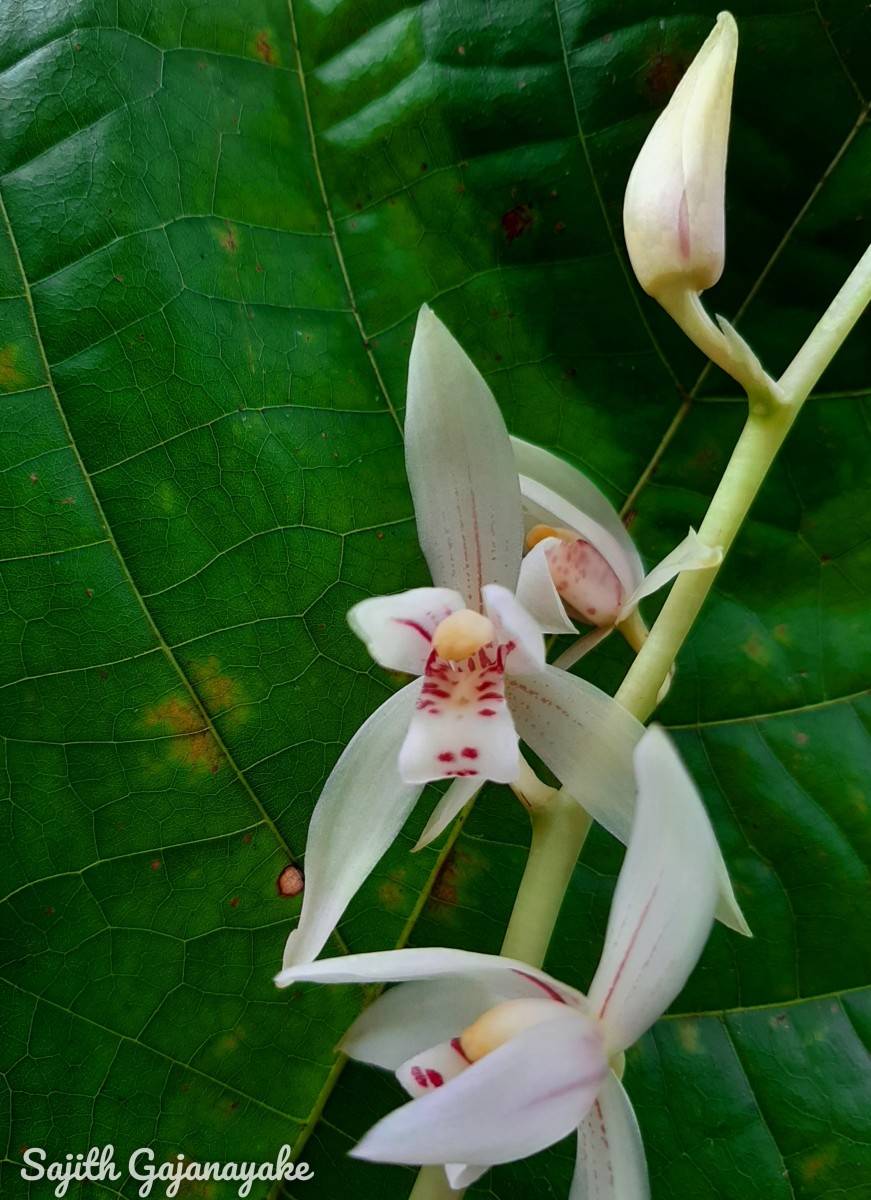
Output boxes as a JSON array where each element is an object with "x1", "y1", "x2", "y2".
[{"x1": 1, "y1": 2, "x2": 869, "y2": 1197}]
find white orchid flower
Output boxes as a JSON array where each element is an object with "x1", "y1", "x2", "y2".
[
  {"x1": 282, "y1": 305, "x2": 647, "y2": 969},
  {"x1": 277, "y1": 726, "x2": 744, "y2": 1196},
  {"x1": 512, "y1": 436, "x2": 721, "y2": 669},
  {"x1": 282, "y1": 308, "x2": 748, "y2": 969}
]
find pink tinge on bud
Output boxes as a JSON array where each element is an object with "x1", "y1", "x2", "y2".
[{"x1": 545, "y1": 539, "x2": 624, "y2": 627}]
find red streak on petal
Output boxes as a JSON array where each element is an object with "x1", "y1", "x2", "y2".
[
  {"x1": 438, "y1": 752, "x2": 456, "y2": 762},
  {"x1": 478, "y1": 709, "x2": 497, "y2": 717},
  {"x1": 451, "y1": 1037, "x2": 471, "y2": 1063},
  {"x1": 396, "y1": 619, "x2": 434, "y2": 642},
  {"x1": 426, "y1": 1069, "x2": 444, "y2": 1087},
  {"x1": 477, "y1": 692, "x2": 503, "y2": 701},
  {"x1": 411, "y1": 1066, "x2": 428, "y2": 1088},
  {"x1": 597, "y1": 883, "x2": 659, "y2": 1021},
  {"x1": 461, "y1": 747, "x2": 478, "y2": 759},
  {"x1": 511, "y1": 969, "x2": 567, "y2": 1004}
]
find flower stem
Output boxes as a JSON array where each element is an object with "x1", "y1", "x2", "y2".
[
  {"x1": 408, "y1": 1166, "x2": 458, "y2": 1200},
  {"x1": 616, "y1": 241, "x2": 871, "y2": 723},
  {"x1": 500, "y1": 791, "x2": 593, "y2": 968}
]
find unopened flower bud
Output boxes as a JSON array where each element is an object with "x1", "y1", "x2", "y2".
[
  {"x1": 623, "y1": 12, "x2": 736, "y2": 299},
  {"x1": 622, "y1": 13, "x2": 782, "y2": 409}
]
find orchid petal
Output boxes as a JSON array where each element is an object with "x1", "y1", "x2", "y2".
[
  {"x1": 405, "y1": 306, "x2": 524, "y2": 602},
  {"x1": 482, "y1": 583, "x2": 547, "y2": 674},
  {"x1": 413, "y1": 778, "x2": 480, "y2": 851},
  {"x1": 508, "y1": 671, "x2": 745, "y2": 935},
  {"x1": 281, "y1": 682, "x2": 423, "y2": 969},
  {"x1": 587, "y1": 726, "x2": 722, "y2": 1053},
  {"x1": 620, "y1": 529, "x2": 721, "y2": 617},
  {"x1": 518, "y1": 473, "x2": 638, "y2": 599},
  {"x1": 571, "y1": 1071, "x2": 649, "y2": 1200},
  {"x1": 399, "y1": 662, "x2": 518, "y2": 786},
  {"x1": 348, "y1": 587, "x2": 465, "y2": 674},
  {"x1": 397, "y1": 1039, "x2": 472, "y2": 1097},
  {"x1": 515, "y1": 538, "x2": 578, "y2": 635},
  {"x1": 342, "y1": 977, "x2": 501, "y2": 1069},
  {"x1": 351, "y1": 1011, "x2": 607, "y2": 1168},
  {"x1": 508, "y1": 667, "x2": 643, "y2": 844},
  {"x1": 276, "y1": 946, "x2": 584, "y2": 1007},
  {"x1": 512, "y1": 437, "x2": 643, "y2": 592},
  {"x1": 543, "y1": 538, "x2": 625, "y2": 627}
]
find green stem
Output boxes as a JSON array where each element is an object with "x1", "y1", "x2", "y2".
[
  {"x1": 408, "y1": 1166, "x2": 459, "y2": 1200},
  {"x1": 405, "y1": 240, "x2": 871, "y2": 1200},
  {"x1": 501, "y1": 792, "x2": 593, "y2": 967},
  {"x1": 616, "y1": 241, "x2": 871, "y2": 723}
]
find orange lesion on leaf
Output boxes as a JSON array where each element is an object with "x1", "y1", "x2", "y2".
[
  {"x1": 253, "y1": 29, "x2": 280, "y2": 66},
  {"x1": 798, "y1": 1144, "x2": 838, "y2": 1182},
  {"x1": 0, "y1": 345, "x2": 26, "y2": 392},
  {"x1": 188, "y1": 656, "x2": 250, "y2": 727},
  {"x1": 378, "y1": 868, "x2": 407, "y2": 911},
  {"x1": 218, "y1": 220, "x2": 238, "y2": 253},
  {"x1": 142, "y1": 695, "x2": 224, "y2": 773}
]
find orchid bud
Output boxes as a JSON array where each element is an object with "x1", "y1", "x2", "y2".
[
  {"x1": 623, "y1": 12, "x2": 737, "y2": 299},
  {"x1": 622, "y1": 14, "x2": 781, "y2": 408}
]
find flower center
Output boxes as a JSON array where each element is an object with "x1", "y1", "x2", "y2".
[
  {"x1": 432, "y1": 609, "x2": 495, "y2": 661},
  {"x1": 458, "y1": 997, "x2": 564, "y2": 1063}
]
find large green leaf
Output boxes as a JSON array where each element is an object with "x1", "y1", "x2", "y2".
[{"x1": 1, "y1": 2, "x2": 869, "y2": 1198}]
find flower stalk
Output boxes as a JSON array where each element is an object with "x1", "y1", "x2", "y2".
[{"x1": 616, "y1": 239, "x2": 871, "y2": 723}]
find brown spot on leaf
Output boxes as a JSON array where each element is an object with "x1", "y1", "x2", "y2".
[
  {"x1": 254, "y1": 30, "x2": 279, "y2": 66},
  {"x1": 229, "y1": 896, "x2": 240, "y2": 909},
  {"x1": 0, "y1": 345, "x2": 25, "y2": 391},
  {"x1": 501, "y1": 203, "x2": 534, "y2": 243},
  {"x1": 554, "y1": 221, "x2": 566, "y2": 234},
  {"x1": 151, "y1": 860, "x2": 162, "y2": 871},
  {"x1": 277, "y1": 865, "x2": 304, "y2": 898},
  {"x1": 142, "y1": 695, "x2": 223, "y2": 772},
  {"x1": 29, "y1": 474, "x2": 38, "y2": 483},
  {"x1": 219, "y1": 221, "x2": 238, "y2": 253}
]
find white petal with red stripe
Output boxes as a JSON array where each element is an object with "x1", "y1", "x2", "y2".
[
  {"x1": 350, "y1": 1010, "x2": 608, "y2": 1169},
  {"x1": 405, "y1": 307, "x2": 524, "y2": 603},
  {"x1": 482, "y1": 582, "x2": 548, "y2": 673},
  {"x1": 276, "y1": 946, "x2": 585, "y2": 1008},
  {"x1": 399, "y1": 650, "x2": 519, "y2": 784},
  {"x1": 570, "y1": 1071, "x2": 649, "y2": 1200},
  {"x1": 342, "y1": 976, "x2": 502, "y2": 1070},
  {"x1": 587, "y1": 726, "x2": 721, "y2": 1053},
  {"x1": 396, "y1": 1039, "x2": 472, "y2": 1098},
  {"x1": 348, "y1": 587, "x2": 465, "y2": 674}
]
